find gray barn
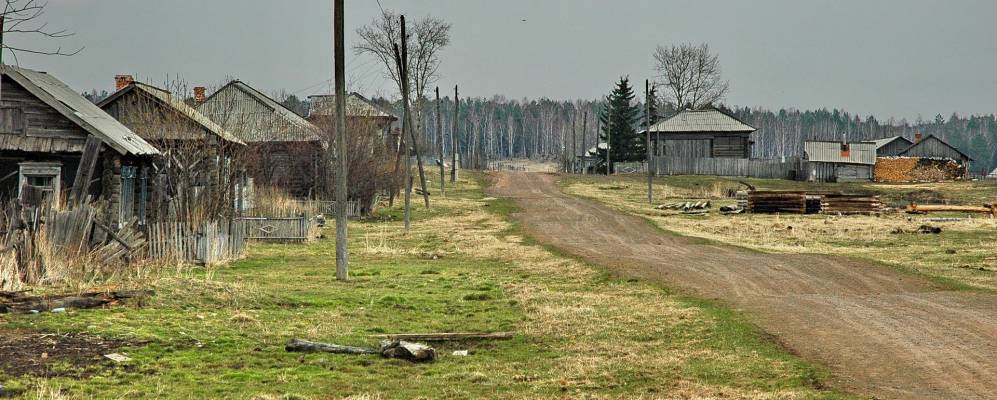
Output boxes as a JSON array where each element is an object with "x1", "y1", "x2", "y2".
[
  {"x1": 870, "y1": 136, "x2": 914, "y2": 157},
  {"x1": 647, "y1": 108, "x2": 756, "y2": 159},
  {"x1": 803, "y1": 141, "x2": 876, "y2": 182},
  {"x1": 897, "y1": 135, "x2": 972, "y2": 165}
]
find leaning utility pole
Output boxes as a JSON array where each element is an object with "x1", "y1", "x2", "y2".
[
  {"x1": 393, "y1": 41, "x2": 413, "y2": 233},
  {"x1": 571, "y1": 112, "x2": 577, "y2": 174},
  {"x1": 435, "y1": 87, "x2": 445, "y2": 195},
  {"x1": 332, "y1": 0, "x2": 348, "y2": 281},
  {"x1": 450, "y1": 85, "x2": 459, "y2": 183},
  {"x1": 645, "y1": 79, "x2": 653, "y2": 204}
]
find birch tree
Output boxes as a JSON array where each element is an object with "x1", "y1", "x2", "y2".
[{"x1": 652, "y1": 43, "x2": 728, "y2": 110}]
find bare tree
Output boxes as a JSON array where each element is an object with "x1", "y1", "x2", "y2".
[
  {"x1": 1, "y1": 0, "x2": 82, "y2": 63},
  {"x1": 652, "y1": 43, "x2": 728, "y2": 110}
]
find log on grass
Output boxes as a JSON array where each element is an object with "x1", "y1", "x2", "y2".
[
  {"x1": 368, "y1": 332, "x2": 515, "y2": 341},
  {"x1": 0, "y1": 290, "x2": 153, "y2": 313},
  {"x1": 285, "y1": 339, "x2": 378, "y2": 355}
]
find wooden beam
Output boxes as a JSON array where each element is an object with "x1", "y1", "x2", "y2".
[{"x1": 70, "y1": 135, "x2": 102, "y2": 206}]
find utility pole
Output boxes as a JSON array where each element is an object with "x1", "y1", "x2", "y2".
[
  {"x1": 581, "y1": 111, "x2": 587, "y2": 174},
  {"x1": 571, "y1": 112, "x2": 577, "y2": 174},
  {"x1": 604, "y1": 112, "x2": 610, "y2": 176},
  {"x1": 450, "y1": 85, "x2": 459, "y2": 183},
  {"x1": 392, "y1": 27, "x2": 413, "y2": 233},
  {"x1": 645, "y1": 79, "x2": 653, "y2": 204},
  {"x1": 435, "y1": 87, "x2": 445, "y2": 195},
  {"x1": 332, "y1": 0, "x2": 348, "y2": 281}
]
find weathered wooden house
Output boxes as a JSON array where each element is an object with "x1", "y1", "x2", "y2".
[
  {"x1": 647, "y1": 108, "x2": 756, "y2": 158},
  {"x1": 197, "y1": 80, "x2": 325, "y2": 198},
  {"x1": 870, "y1": 136, "x2": 914, "y2": 157},
  {"x1": 0, "y1": 66, "x2": 159, "y2": 225},
  {"x1": 99, "y1": 77, "x2": 246, "y2": 221},
  {"x1": 896, "y1": 134, "x2": 972, "y2": 166},
  {"x1": 307, "y1": 92, "x2": 397, "y2": 140},
  {"x1": 803, "y1": 141, "x2": 877, "y2": 182}
]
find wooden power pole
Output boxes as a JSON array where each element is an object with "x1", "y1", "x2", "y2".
[
  {"x1": 450, "y1": 85, "x2": 459, "y2": 183},
  {"x1": 435, "y1": 87, "x2": 445, "y2": 195},
  {"x1": 333, "y1": 0, "x2": 348, "y2": 281},
  {"x1": 645, "y1": 79, "x2": 653, "y2": 204},
  {"x1": 581, "y1": 111, "x2": 587, "y2": 174}
]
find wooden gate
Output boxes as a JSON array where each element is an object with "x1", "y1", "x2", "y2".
[{"x1": 241, "y1": 216, "x2": 312, "y2": 242}]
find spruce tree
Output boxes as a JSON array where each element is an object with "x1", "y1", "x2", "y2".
[{"x1": 598, "y1": 77, "x2": 644, "y2": 170}]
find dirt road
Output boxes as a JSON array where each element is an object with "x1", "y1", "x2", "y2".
[{"x1": 489, "y1": 172, "x2": 997, "y2": 400}]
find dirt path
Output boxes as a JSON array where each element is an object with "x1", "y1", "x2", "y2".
[{"x1": 488, "y1": 172, "x2": 997, "y2": 400}]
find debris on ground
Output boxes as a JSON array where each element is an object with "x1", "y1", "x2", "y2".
[
  {"x1": 368, "y1": 332, "x2": 514, "y2": 341},
  {"x1": 719, "y1": 205, "x2": 744, "y2": 215},
  {"x1": 0, "y1": 290, "x2": 152, "y2": 314},
  {"x1": 103, "y1": 353, "x2": 131, "y2": 363},
  {"x1": 286, "y1": 338, "x2": 437, "y2": 363},
  {"x1": 919, "y1": 225, "x2": 943, "y2": 234},
  {"x1": 0, "y1": 330, "x2": 130, "y2": 378},
  {"x1": 655, "y1": 201, "x2": 711, "y2": 211},
  {"x1": 452, "y1": 350, "x2": 469, "y2": 356}
]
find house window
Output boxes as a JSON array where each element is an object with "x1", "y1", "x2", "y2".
[
  {"x1": 1, "y1": 107, "x2": 25, "y2": 134},
  {"x1": 120, "y1": 166, "x2": 137, "y2": 225},
  {"x1": 18, "y1": 162, "x2": 62, "y2": 206}
]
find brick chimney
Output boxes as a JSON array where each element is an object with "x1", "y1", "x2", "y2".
[
  {"x1": 915, "y1": 132, "x2": 923, "y2": 142},
  {"x1": 840, "y1": 142, "x2": 850, "y2": 158},
  {"x1": 114, "y1": 75, "x2": 134, "y2": 91},
  {"x1": 193, "y1": 86, "x2": 206, "y2": 104}
]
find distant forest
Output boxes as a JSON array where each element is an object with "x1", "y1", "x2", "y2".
[{"x1": 82, "y1": 88, "x2": 997, "y2": 174}]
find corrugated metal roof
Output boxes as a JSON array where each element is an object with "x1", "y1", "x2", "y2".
[
  {"x1": 307, "y1": 93, "x2": 396, "y2": 119},
  {"x1": 100, "y1": 82, "x2": 245, "y2": 146},
  {"x1": 3, "y1": 66, "x2": 159, "y2": 156},
  {"x1": 198, "y1": 80, "x2": 323, "y2": 143},
  {"x1": 649, "y1": 108, "x2": 755, "y2": 134},
  {"x1": 804, "y1": 141, "x2": 876, "y2": 165}
]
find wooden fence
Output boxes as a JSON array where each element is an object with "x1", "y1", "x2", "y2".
[
  {"x1": 147, "y1": 219, "x2": 246, "y2": 265},
  {"x1": 241, "y1": 216, "x2": 312, "y2": 242},
  {"x1": 655, "y1": 157, "x2": 800, "y2": 179}
]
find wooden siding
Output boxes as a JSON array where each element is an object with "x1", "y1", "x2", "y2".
[
  {"x1": 800, "y1": 161, "x2": 872, "y2": 182},
  {"x1": 656, "y1": 156, "x2": 798, "y2": 179},
  {"x1": 662, "y1": 139, "x2": 711, "y2": 158},
  {"x1": 102, "y1": 89, "x2": 209, "y2": 141},
  {"x1": 0, "y1": 76, "x2": 88, "y2": 152},
  {"x1": 712, "y1": 136, "x2": 749, "y2": 158},
  {"x1": 654, "y1": 132, "x2": 751, "y2": 159},
  {"x1": 876, "y1": 138, "x2": 912, "y2": 157},
  {"x1": 900, "y1": 136, "x2": 970, "y2": 162}
]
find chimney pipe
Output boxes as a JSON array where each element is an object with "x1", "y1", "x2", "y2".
[
  {"x1": 114, "y1": 75, "x2": 134, "y2": 91},
  {"x1": 193, "y1": 86, "x2": 206, "y2": 104}
]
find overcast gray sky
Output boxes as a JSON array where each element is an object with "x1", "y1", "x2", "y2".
[{"x1": 10, "y1": 0, "x2": 997, "y2": 121}]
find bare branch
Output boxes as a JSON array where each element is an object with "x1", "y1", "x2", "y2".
[
  {"x1": 653, "y1": 43, "x2": 728, "y2": 110},
  {"x1": 1, "y1": 0, "x2": 83, "y2": 61}
]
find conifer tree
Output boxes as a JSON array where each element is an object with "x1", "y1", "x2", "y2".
[{"x1": 597, "y1": 77, "x2": 644, "y2": 170}]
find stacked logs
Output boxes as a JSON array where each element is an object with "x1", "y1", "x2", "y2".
[
  {"x1": 820, "y1": 193, "x2": 884, "y2": 215},
  {"x1": 747, "y1": 191, "x2": 807, "y2": 214}
]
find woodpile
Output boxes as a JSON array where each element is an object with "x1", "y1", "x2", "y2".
[
  {"x1": 748, "y1": 191, "x2": 807, "y2": 214},
  {"x1": 820, "y1": 194, "x2": 884, "y2": 215},
  {"x1": 875, "y1": 157, "x2": 966, "y2": 182}
]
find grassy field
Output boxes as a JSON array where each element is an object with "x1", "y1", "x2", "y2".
[
  {"x1": 562, "y1": 174, "x2": 997, "y2": 291},
  {"x1": 0, "y1": 173, "x2": 851, "y2": 399}
]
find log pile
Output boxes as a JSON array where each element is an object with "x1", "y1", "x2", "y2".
[
  {"x1": 820, "y1": 194, "x2": 884, "y2": 215},
  {"x1": 748, "y1": 191, "x2": 807, "y2": 214}
]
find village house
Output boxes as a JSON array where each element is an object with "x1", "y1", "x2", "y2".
[
  {"x1": 802, "y1": 140, "x2": 877, "y2": 182},
  {"x1": 647, "y1": 108, "x2": 756, "y2": 159},
  {"x1": 307, "y1": 92, "x2": 397, "y2": 142},
  {"x1": 99, "y1": 76, "x2": 246, "y2": 222},
  {"x1": 197, "y1": 80, "x2": 326, "y2": 198},
  {"x1": 0, "y1": 66, "x2": 160, "y2": 226}
]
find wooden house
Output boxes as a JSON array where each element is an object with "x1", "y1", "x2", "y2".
[
  {"x1": 647, "y1": 108, "x2": 756, "y2": 159},
  {"x1": 869, "y1": 136, "x2": 913, "y2": 157},
  {"x1": 99, "y1": 77, "x2": 246, "y2": 221},
  {"x1": 197, "y1": 80, "x2": 325, "y2": 198},
  {"x1": 307, "y1": 93, "x2": 398, "y2": 144},
  {"x1": 0, "y1": 66, "x2": 159, "y2": 226},
  {"x1": 803, "y1": 141, "x2": 877, "y2": 182},
  {"x1": 896, "y1": 134, "x2": 972, "y2": 165}
]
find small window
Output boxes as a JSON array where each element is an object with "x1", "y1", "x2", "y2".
[{"x1": 18, "y1": 162, "x2": 61, "y2": 206}]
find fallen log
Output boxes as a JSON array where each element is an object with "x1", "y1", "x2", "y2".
[
  {"x1": 285, "y1": 339, "x2": 437, "y2": 363},
  {"x1": 368, "y1": 332, "x2": 514, "y2": 341},
  {"x1": 285, "y1": 339, "x2": 378, "y2": 355},
  {"x1": 907, "y1": 204, "x2": 997, "y2": 215}
]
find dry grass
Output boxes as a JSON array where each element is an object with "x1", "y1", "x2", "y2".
[{"x1": 565, "y1": 177, "x2": 997, "y2": 291}]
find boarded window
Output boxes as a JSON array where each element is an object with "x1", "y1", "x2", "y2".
[
  {"x1": 18, "y1": 162, "x2": 61, "y2": 206},
  {"x1": 1, "y1": 107, "x2": 25, "y2": 134}
]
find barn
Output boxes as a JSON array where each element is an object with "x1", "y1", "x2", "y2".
[
  {"x1": 803, "y1": 141, "x2": 876, "y2": 182},
  {"x1": 0, "y1": 66, "x2": 160, "y2": 226},
  {"x1": 647, "y1": 108, "x2": 756, "y2": 159},
  {"x1": 870, "y1": 136, "x2": 913, "y2": 157}
]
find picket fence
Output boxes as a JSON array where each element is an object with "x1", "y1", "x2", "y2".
[
  {"x1": 146, "y1": 219, "x2": 246, "y2": 264},
  {"x1": 241, "y1": 216, "x2": 312, "y2": 242}
]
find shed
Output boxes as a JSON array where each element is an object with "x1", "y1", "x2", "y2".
[
  {"x1": 197, "y1": 80, "x2": 326, "y2": 198},
  {"x1": 803, "y1": 141, "x2": 876, "y2": 182},
  {"x1": 0, "y1": 66, "x2": 159, "y2": 225},
  {"x1": 897, "y1": 135, "x2": 972, "y2": 164},
  {"x1": 647, "y1": 108, "x2": 756, "y2": 159},
  {"x1": 307, "y1": 92, "x2": 398, "y2": 145},
  {"x1": 869, "y1": 136, "x2": 913, "y2": 157}
]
